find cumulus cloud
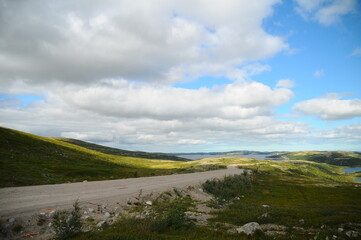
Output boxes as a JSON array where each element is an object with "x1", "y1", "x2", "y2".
[
  {"x1": 0, "y1": 0, "x2": 286, "y2": 84},
  {"x1": 293, "y1": 93, "x2": 361, "y2": 120},
  {"x1": 0, "y1": 78, "x2": 302, "y2": 151},
  {"x1": 295, "y1": 0, "x2": 356, "y2": 25},
  {"x1": 276, "y1": 79, "x2": 295, "y2": 88},
  {"x1": 51, "y1": 79, "x2": 294, "y2": 120}
]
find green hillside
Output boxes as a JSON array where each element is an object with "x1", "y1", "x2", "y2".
[
  {"x1": 57, "y1": 138, "x2": 188, "y2": 161},
  {"x1": 269, "y1": 151, "x2": 361, "y2": 167},
  {"x1": 0, "y1": 127, "x2": 199, "y2": 188}
]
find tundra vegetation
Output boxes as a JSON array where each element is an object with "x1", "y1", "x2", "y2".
[
  {"x1": 1, "y1": 127, "x2": 361, "y2": 239},
  {"x1": 72, "y1": 164, "x2": 361, "y2": 240}
]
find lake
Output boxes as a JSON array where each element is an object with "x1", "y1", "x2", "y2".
[
  {"x1": 177, "y1": 154, "x2": 273, "y2": 160},
  {"x1": 342, "y1": 167, "x2": 361, "y2": 173}
]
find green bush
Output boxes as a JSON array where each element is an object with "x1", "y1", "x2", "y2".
[
  {"x1": 147, "y1": 197, "x2": 194, "y2": 232},
  {"x1": 52, "y1": 201, "x2": 83, "y2": 239},
  {"x1": 202, "y1": 173, "x2": 251, "y2": 202}
]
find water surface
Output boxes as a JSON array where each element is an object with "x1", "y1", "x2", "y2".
[
  {"x1": 177, "y1": 154, "x2": 272, "y2": 160},
  {"x1": 343, "y1": 167, "x2": 361, "y2": 173}
]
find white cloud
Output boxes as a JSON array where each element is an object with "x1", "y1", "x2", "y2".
[
  {"x1": 314, "y1": 69, "x2": 324, "y2": 78},
  {"x1": 0, "y1": 79, "x2": 302, "y2": 151},
  {"x1": 0, "y1": 0, "x2": 286, "y2": 85},
  {"x1": 351, "y1": 47, "x2": 361, "y2": 56},
  {"x1": 293, "y1": 94, "x2": 361, "y2": 120},
  {"x1": 276, "y1": 79, "x2": 295, "y2": 88},
  {"x1": 295, "y1": 0, "x2": 356, "y2": 25},
  {"x1": 55, "y1": 79, "x2": 293, "y2": 120}
]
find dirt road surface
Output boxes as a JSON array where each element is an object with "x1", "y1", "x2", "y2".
[{"x1": 0, "y1": 166, "x2": 242, "y2": 219}]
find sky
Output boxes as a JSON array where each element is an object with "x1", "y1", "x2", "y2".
[{"x1": 0, "y1": 0, "x2": 360, "y2": 153}]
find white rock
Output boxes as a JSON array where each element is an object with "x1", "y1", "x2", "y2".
[
  {"x1": 84, "y1": 211, "x2": 88, "y2": 215},
  {"x1": 338, "y1": 228, "x2": 344, "y2": 232},
  {"x1": 96, "y1": 221, "x2": 106, "y2": 228},
  {"x1": 145, "y1": 201, "x2": 153, "y2": 206},
  {"x1": 8, "y1": 218, "x2": 16, "y2": 223},
  {"x1": 83, "y1": 180, "x2": 88, "y2": 182},
  {"x1": 198, "y1": 188, "x2": 204, "y2": 192},
  {"x1": 258, "y1": 213, "x2": 269, "y2": 219},
  {"x1": 299, "y1": 219, "x2": 305, "y2": 224},
  {"x1": 262, "y1": 205, "x2": 270, "y2": 208},
  {"x1": 88, "y1": 208, "x2": 94, "y2": 213},
  {"x1": 104, "y1": 212, "x2": 111, "y2": 218},
  {"x1": 236, "y1": 222, "x2": 261, "y2": 235},
  {"x1": 346, "y1": 230, "x2": 359, "y2": 238}
]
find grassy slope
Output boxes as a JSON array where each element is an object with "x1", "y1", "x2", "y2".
[
  {"x1": 74, "y1": 158, "x2": 361, "y2": 240},
  {"x1": 0, "y1": 127, "x2": 203, "y2": 188},
  {"x1": 270, "y1": 151, "x2": 361, "y2": 167},
  {"x1": 57, "y1": 138, "x2": 189, "y2": 162}
]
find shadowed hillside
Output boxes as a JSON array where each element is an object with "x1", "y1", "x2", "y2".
[{"x1": 57, "y1": 138, "x2": 189, "y2": 162}]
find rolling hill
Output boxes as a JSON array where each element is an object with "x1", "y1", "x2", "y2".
[
  {"x1": 269, "y1": 151, "x2": 361, "y2": 167},
  {"x1": 0, "y1": 127, "x2": 195, "y2": 188},
  {"x1": 57, "y1": 138, "x2": 188, "y2": 161}
]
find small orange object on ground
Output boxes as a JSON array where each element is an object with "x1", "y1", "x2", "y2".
[
  {"x1": 40, "y1": 208, "x2": 54, "y2": 211},
  {"x1": 22, "y1": 233, "x2": 40, "y2": 238}
]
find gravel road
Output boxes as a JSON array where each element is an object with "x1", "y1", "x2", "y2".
[{"x1": 0, "y1": 166, "x2": 242, "y2": 219}]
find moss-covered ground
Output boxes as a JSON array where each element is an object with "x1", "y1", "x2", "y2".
[{"x1": 71, "y1": 158, "x2": 361, "y2": 240}]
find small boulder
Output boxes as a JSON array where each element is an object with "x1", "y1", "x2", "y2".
[
  {"x1": 258, "y1": 213, "x2": 269, "y2": 219},
  {"x1": 88, "y1": 208, "x2": 94, "y2": 213},
  {"x1": 236, "y1": 222, "x2": 261, "y2": 235},
  {"x1": 299, "y1": 219, "x2": 305, "y2": 224},
  {"x1": 104, "y1": 212, "x2": 111, "y2": 218},
  {"x1": 145, "y1": 201, "x2": 153, "y2": 206},
  {"x1": 96, "y1": 221, "x2": 106, "y2": 228},
  {"x1": 262, "y1": 205, "x2": 270, "y2": 208},
  {"x1": 338, "y1": 228, "x2": 344, "y2": 232},
  {"x1": 8, "y1": 218, "x2": 16, "y2": 224},
  {"x1": 346, "y1": 230, "x2": 359, "y2": 238}
]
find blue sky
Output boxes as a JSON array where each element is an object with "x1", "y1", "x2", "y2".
[{"x1": 0, "y1": 0, "x2": 360, "y2": 152}]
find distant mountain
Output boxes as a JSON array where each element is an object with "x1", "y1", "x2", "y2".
[
  {"x1": 57, "y1": 138, "x2": 189, "y2": 162},
  {"x1": 269, "y1": 151, "x2": 361, "y2": 167},
  {"x1": 171, "y1": 150, "x2": 281, "y2": 155}
]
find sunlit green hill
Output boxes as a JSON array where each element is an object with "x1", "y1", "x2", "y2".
[{"x1": 0, "y1": 127, "x2": 198, "y2": 188}]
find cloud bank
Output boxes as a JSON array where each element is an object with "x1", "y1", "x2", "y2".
[
  {"x1": 294, "y1": 94, "x2": 361, "y2": 120},
  {"x1": 0, "y1": 0, "x2": 286, "y2": 85}
]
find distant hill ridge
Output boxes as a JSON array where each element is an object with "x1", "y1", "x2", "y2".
[{"x1": 57, "y1": 138, "x2": 189, "y2": 162}]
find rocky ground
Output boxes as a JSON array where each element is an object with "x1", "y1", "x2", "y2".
[{"x1": 1, "y1": 183, "x2": 360, "y2": 240}]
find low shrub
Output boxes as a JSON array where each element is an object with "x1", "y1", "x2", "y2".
[
  {"x1": 147, "y1": 197, "x2": 194, "y2": 232},
  {"x1": 51, "y1": 201, "x2": 83, "y2": 239},
  {"x1": 202, "y1": 173, "x2": 251, "y2": 202}
]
